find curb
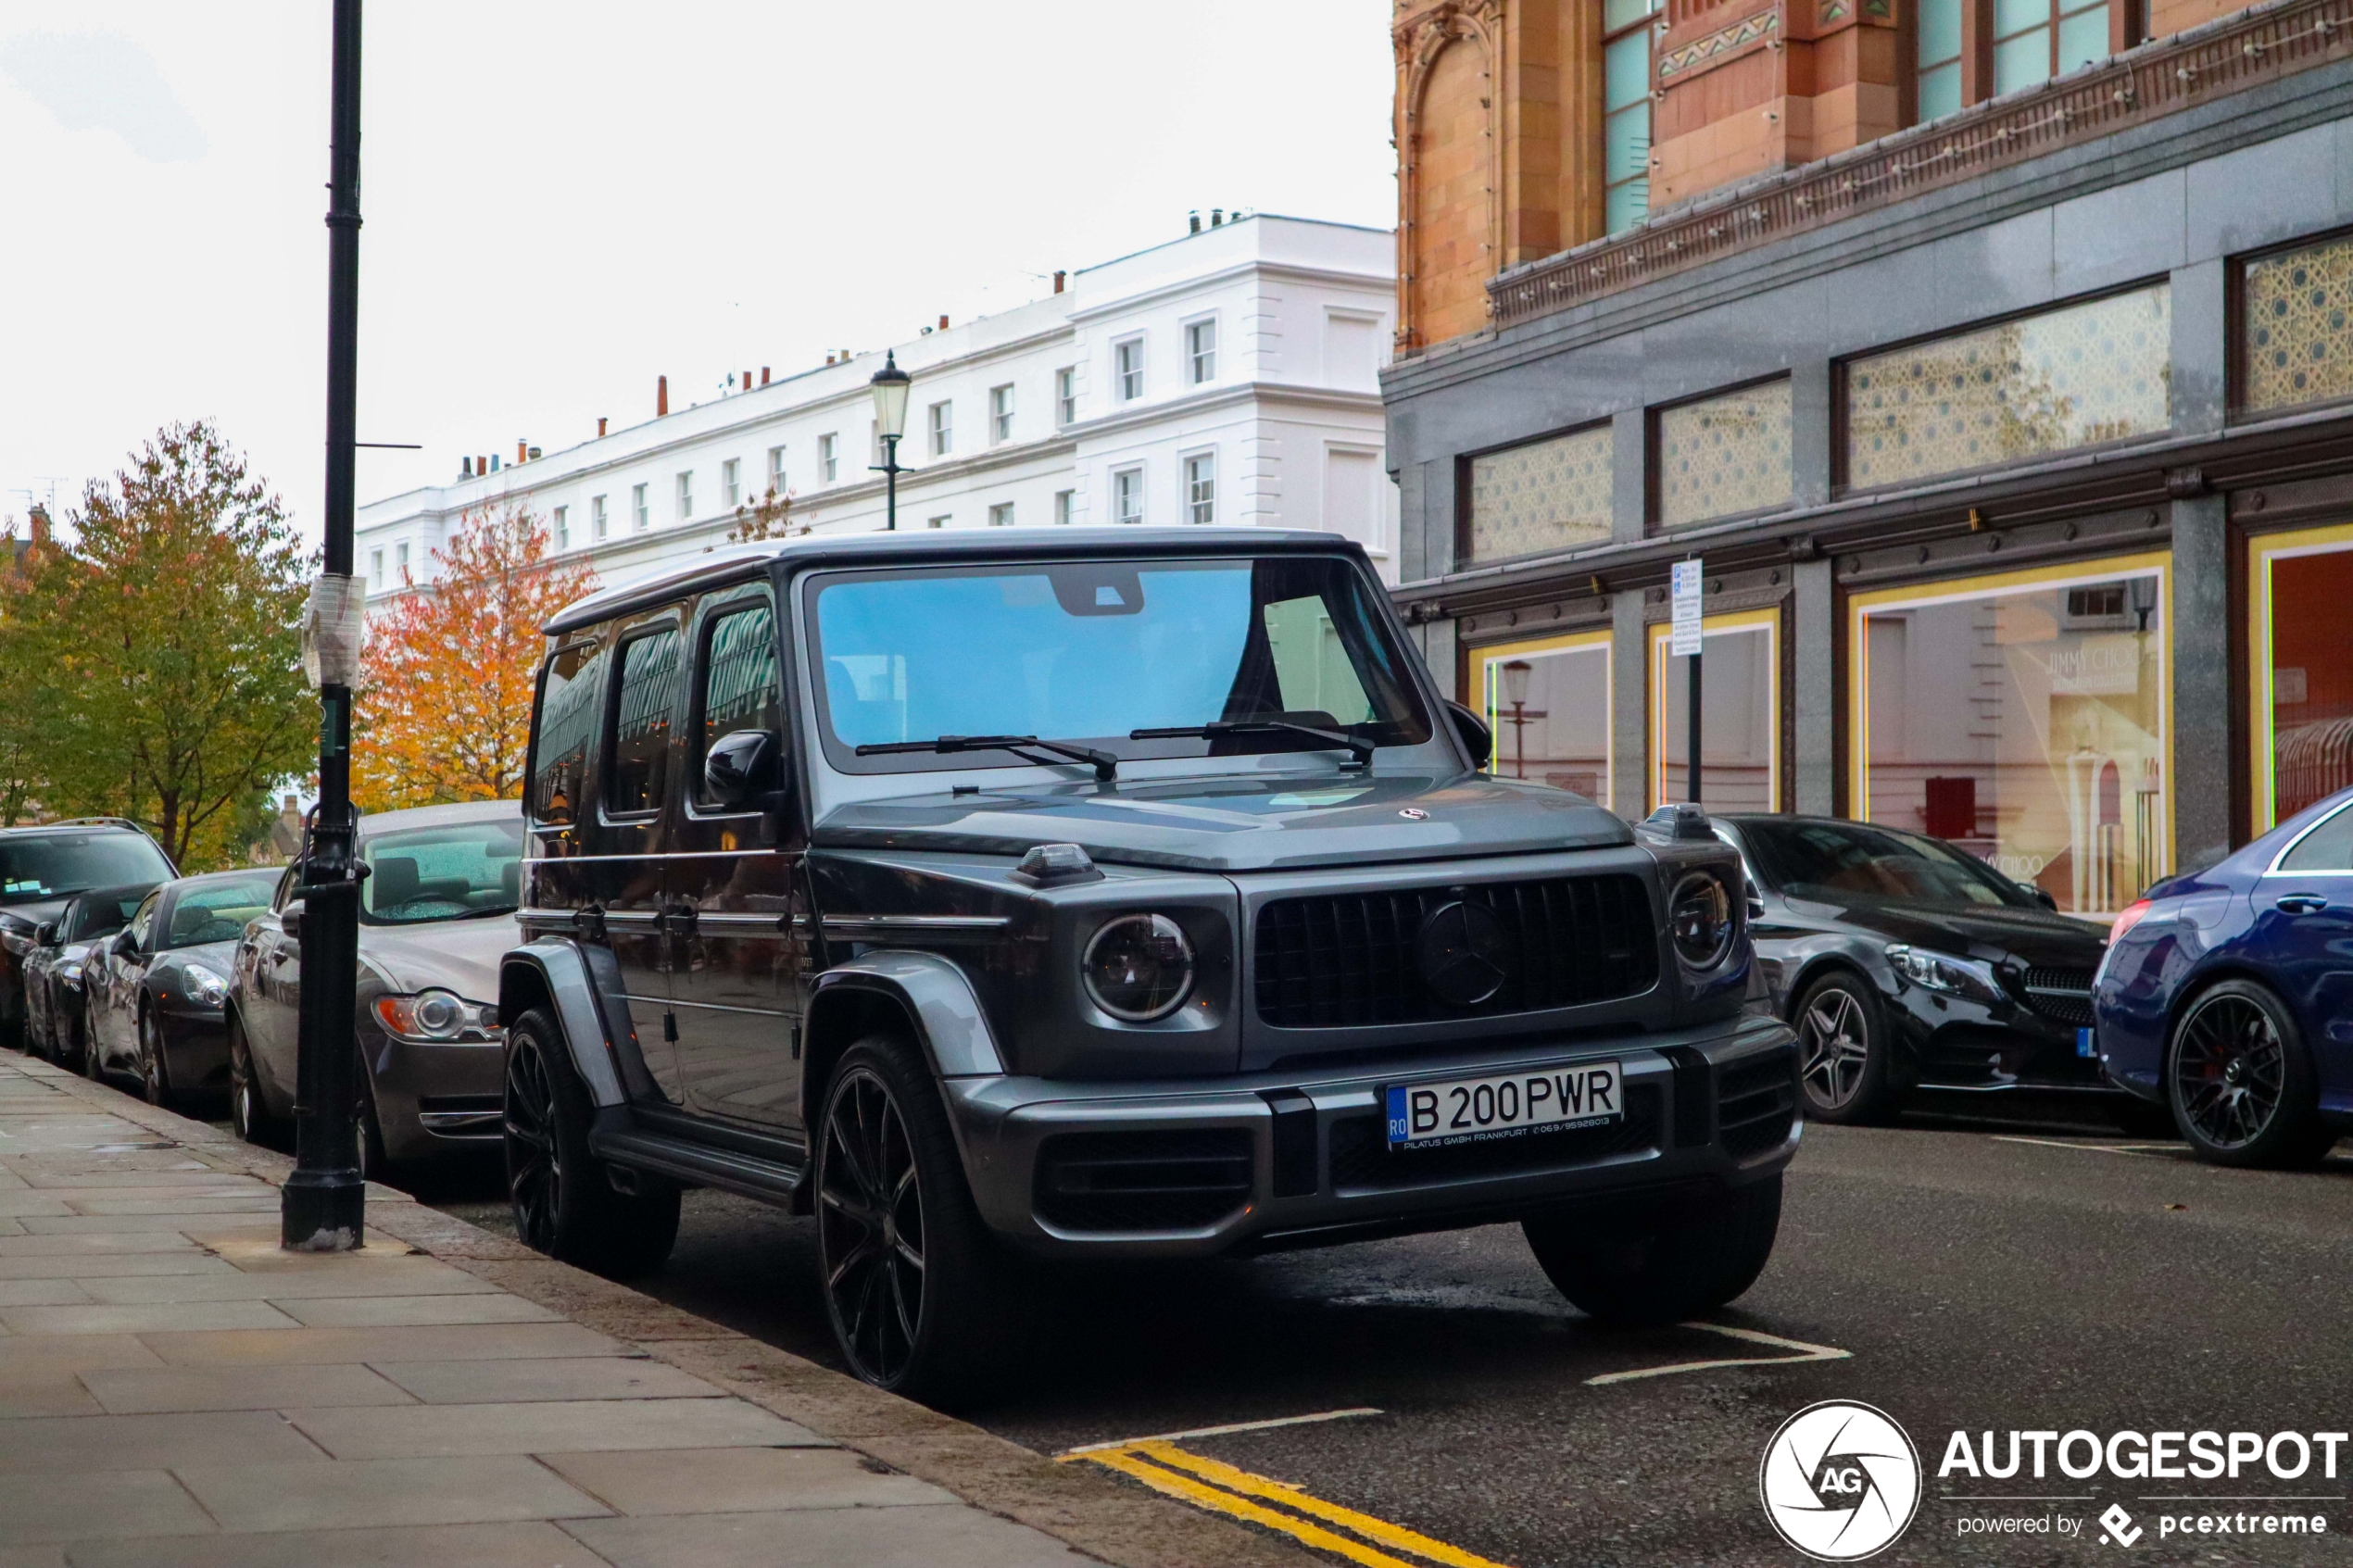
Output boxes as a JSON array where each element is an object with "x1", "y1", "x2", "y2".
[{"x1": 12, "y1": 1054, "x2": 1317, "y2": 1568}]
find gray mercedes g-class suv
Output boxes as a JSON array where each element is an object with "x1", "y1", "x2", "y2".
[{"x1": 498, "y1": 527, "x2": 1799, "y2": 1399}]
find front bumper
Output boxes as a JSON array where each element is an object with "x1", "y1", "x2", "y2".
[
  {"x1": 1886, "y1": 985, "x2": 2112, "y2": 1095},
  {"x1": 943, "y1": 1015, "x2": 1798, "y2": 1259},
  {"x1": 155, "y1": 1006, "x2": 231, "y2": 1088},
  {"x1": 363, "y1": 1032, "x2": 506, "y2": 1163}
]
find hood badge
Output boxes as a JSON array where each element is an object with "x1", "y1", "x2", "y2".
[{"x1": 1398, "y1": 808, "x2": 1429, "y2": 820}]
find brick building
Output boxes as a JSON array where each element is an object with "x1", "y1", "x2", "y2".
[{"x1": 1386, "y1": 0, "x2": 2353, "y2": 917}]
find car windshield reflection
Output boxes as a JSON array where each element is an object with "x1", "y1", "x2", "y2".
[
  {"x1": 359, "y1": 819, "x2": 525, "y2": 926},
  {"x1": 1743, "y1": 820, "x2": 2035, "y2": 909}
]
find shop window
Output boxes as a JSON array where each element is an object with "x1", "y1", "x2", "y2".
[
  {"x1": 2241, "y1": 232, "x2": 2353, "y2": 416},
  {"x1": 1844, "y1": 284, "x2": 2170, "y2": 491},
  {"x1": 1655, "y1": 382, "x2": 1793, "y2": 531},
  {"x1": 1851, "y1": 558, "x2": 2167, "y2": 918},
  {"x1": 1650, "y1": 610, "x2": 1780, "y2": 811},
  {"x1": 1478, "y1": 633, "x2": 1612, "y2": 801},
  {"x1": 2248, "y1": 524, "x2": 2353, "y2": 833},
  {"x1": 1466, "y1": 425, "x2": 1613, "y2": 563}
]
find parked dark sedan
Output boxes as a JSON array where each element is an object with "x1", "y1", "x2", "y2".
[
  {"x1": 23, "y1": 884, "x2": 155, "y2": 1071},
  {"x1": 1709, "y1": 814, "x2": 2126, "y2": 1125},
  {"x1": 2094, "y1": 784, "x2": 2353, "y2": 1167},
  {"x1": 0, "y1": 820, "x2": 176, "y2": 1049},
  {"x1": 85, "y1": 868, "x2": 280, "y2": 1106},
  {"x1": 230, "y1": 798, "x2": 520, "y2": 1176}
]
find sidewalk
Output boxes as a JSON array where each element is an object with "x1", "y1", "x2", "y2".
[{"x1": 0, "y1": 1051, "x2": 1308, "y2": 1568}]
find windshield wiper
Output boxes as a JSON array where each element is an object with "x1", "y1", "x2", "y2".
[
  {"x1": 1131, "y1": 720, "x2": 1376, "y2": 770},
  {"x1": 856, "y1": 734, "x2": 1118, "y2": 783}
]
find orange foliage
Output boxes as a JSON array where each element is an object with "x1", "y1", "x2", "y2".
[{"x1": 353, "y1": 505, "x2": 597, "y2": 811}]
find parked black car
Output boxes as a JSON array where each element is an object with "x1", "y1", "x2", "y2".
[
  {"x1": 85, "y1": 868, "x2": 279, "y2": 1106},
  {"x1": 497, "y1": 528, "x2": 1798, "y2": 1401},
  {"x1": 0, "y1": 820, "x2": 176, "y2": 1050},
  {"x1": 229, "y1": 798, "x2": 521, "y2": 1176},
  {"x1": 1706, "y1": 813, "x2": 2127, "y2": 1125},
  {"x1": 23, "y1": 884, "x2": 156, "y2": 1072}
]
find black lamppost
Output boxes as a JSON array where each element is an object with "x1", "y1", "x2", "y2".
[
  {"x1": 1500, "y1": 659, "x2": 1546, "y2": 781},
  {"x1": 869, "y1": 351, "x2": 911, "y2": 531}
]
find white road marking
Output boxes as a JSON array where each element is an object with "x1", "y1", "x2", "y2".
[
  {"x1": 1584, "y1": 1321, "x2": 1851, "y2": 1386},
  {"x1": 1058, "y1": 1406, "x2": 1385, "y2": 1456},
  {"x1": 1989, "y1": 1135, "x2": 2177, "y2": 1157}
]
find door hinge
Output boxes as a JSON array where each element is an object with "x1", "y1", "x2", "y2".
[{"x1": 661, "y1": 1010, "x2": 678, "y2": 1043}]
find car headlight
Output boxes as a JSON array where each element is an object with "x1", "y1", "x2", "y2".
[
  {"x1": 60, "y1": 960, "x2": 84, "y2": 987},
  {"x1": 1667, "y1": 872, "x2": 1735, "y2": 970},
  {"x1": 1082, "y1": 914, "x2": 1195, "y2": 1022},
  {"x1": 181, "y1": 962, "x2": 230, "y2": 1009},
  {"x1": 1884, "y1": 944, "x2": 2002, "y2": 1005},
  {"x1": 371, "y1": 988, "x2": 501, "y2": 1043}
]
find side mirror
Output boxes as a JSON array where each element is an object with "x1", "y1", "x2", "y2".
[
  {"x1": 2029, "y1": 886, "x2": 2058, "y2": 913},
  {"x1": 280, "y1": 900, "x2": 305, "y2": 940},
  {"x1": 109, "y1": 928, "x2": 139, "y2": 957},
  {"x1": 1444, "y1": 700, "x2": 1492, "y2": 771},
  {"x1": 1746, "y1": 884, "x2": 1768, "y2": 922},
  {"x1": 705, "y1": 728, "x2": 784, "y2": 809},
  {"x1": 33, "y1": 922, "x2": 57, "y2": 948}
]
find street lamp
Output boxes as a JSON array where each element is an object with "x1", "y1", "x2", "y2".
[
  {"x1": 1498, "y1": 659, "x2": 1545, "y2": 781},
  {"x1": 869, "y1": 351, "x2": 911, "y2": 532}
]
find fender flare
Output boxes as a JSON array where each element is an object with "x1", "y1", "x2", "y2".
[
  {"x1": 498, "y1": 939, "x2": 642, "y2": 1109},
  {"x1": 808, "y1": 949, "x2": 1006, "y2": 1081}
]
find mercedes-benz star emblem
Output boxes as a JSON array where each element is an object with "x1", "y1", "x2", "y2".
[
  {"x1": 1398, "y1": 808, "x2": 1429, "y2": 820},
  {"x1": 1415, "y1": 899, "x2": 1515, "y2": 1007}
]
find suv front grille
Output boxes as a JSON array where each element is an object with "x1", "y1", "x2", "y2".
[
  {"x1": 1033, "y1": 1129, "x2": 1253, "y2": 1234},
  {"x1": 1253, "y1": 875, "x2": 1657, "y2": 1029},
  {"x1": 1327, "y1": 1084, "x2": 1661, "y2": 1190},
  {"x1": 2020, "y1": 967, "x2": 2095, "y2": 1027},
  {"x1": 1717, "y1": 1048, "x2": 1798, "y2": 1160}
]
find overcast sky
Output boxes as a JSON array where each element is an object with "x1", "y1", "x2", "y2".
[{"x1": 0, "y1": 2, "x2": 1395, "y2": 548}]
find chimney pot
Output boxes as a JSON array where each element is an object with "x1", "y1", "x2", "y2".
[
  {"x1": 1189, "y1": 211, "x2": 1202, "y2": 233},
  {"x1": 657, "y1": 374, "x2": 669, "y2": 417},
  {"x1": 760, "y1": 366, "x2": 770, "y2": 385},
  {"x1": 938, "y1": 314, "x2": 950, "y2": 331},
  {"x1": 741, "y1": 369, "x2": 750, "y2": 391},
  {"x1": 527, "y1": 445, "x2": 542, "y2": 460},
  {"x1": 461, "y1": 457, "x2": 472, "y2": 478},
  {"x1": 27, "y1": 504, "x2": 48, "y2": 548},
  {"x1": 1053, "y1": 270, "x2": 1066, "y2": 293},
  {"x1": 597, "y1": 417, "x2": 608, "y2": 438},
  {"x1": 490, "y1": 454, "x2": 500, "y2": 471},
  {"x1": 516, "y1": 440, "x2": 527, "y2": 464},
  {"x1": 478, "y1": 455, "x2": 488, "y2": 475},
  {"x1": 1212, "y1": 207, "x2": 1224, "y2": 226}
]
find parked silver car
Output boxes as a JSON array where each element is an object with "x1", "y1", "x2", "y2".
[{"x1": 229, "y1": 799, "x2": 521, "y2": 1175}]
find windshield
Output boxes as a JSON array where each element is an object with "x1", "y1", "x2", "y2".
[
  {"x1": 809, "y1": 557, "x2": 1431, "y2": 772},
  {"x1": 67, "y1": 889, "x2": 150, "y2": 944},
  {"x1": 0, "y1": 834, "x2": 173, "y2": 907},
  {"x1": 359, "y1": 816, "x2": 524, "y2": 925},
  {"x1": 1742, "y1": 820, "x2": 2036, "y2": 909},
  {"x1": 162, "y1": 873, "x2": 281, "y2": 950}
]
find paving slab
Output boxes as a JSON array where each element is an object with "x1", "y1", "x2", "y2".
[
  {"x1": 142, "y1": 1321, "x2": 623, "y2": 1365},
  {"x1": 561, "y1": 1503, "x2": 1098, "y2": 1568},
  {"x1": 80, "y1": 1361, "x2": 418, "y2": 1414},
  {"x1": 175, "y1": 1453, "x2": 612, "y2": 1533},
  {"x1": 0, "y1": 1230, "x2": 199, "y2": 1256},
  {"x1": 0, "y1": 1469, "x2": 218, "y2": 1545},
  {"x1": 65, "y1": 1195, "x2": 283, "y2": 1215},
  {"x1": 0, "y1": 1299, "x2": 300, "y2": 1336},
  {"x1": 0, "y1": 1280, "x2": 87, "y2": 1308},
  {"x1": 0, "y1": 1196, "x2": 72, "y2": 1220},
  {"x1": 542, "y1": 1446, "x2": 954, "y2": 1515},
  {"x1": 372, "y1": 1355, "x2": 730, "y2": 1405},
  {"x1": 278, "y1": 1291, "x2": 561, "y2": 1327},
  {"x1": 59, "y1": 1520, "x2": 616, "y2": 1568},
  {"x1": 0, "y1": 1251, "x2": 234, "y2": 1280},
  {"x1": 0, "y1": 1407, "x2": 329, "y2": 1473},
  {"x1": 16, "y1": 1211, "x2": 275, "y2": 1235},
  {"x1": 80, "y1": 1261, "x2": 497, "y2": 1303},
  {"x1": 287, "y1": 1396, "x2": 828, "y2": 1459}
]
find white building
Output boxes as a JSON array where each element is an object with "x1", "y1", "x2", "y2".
[{"x1": 356, "y1": 214, "x2": 1400, "y2": 598}]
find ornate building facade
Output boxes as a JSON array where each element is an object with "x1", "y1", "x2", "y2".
[{"x1": 1387, "y1": 0, "x2": 2353, "y2": 917}]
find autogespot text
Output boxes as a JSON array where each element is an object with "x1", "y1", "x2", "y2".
[{"x1": 1940, "y1": 1429, "x2": 2349, "y2": 1480}]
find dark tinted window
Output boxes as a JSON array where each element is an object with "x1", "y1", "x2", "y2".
[
  {"x1": 697, "y1": 602, "x2": 783, "y2": 804},
  {"x1": 163, "y1": 874, "x2": 279, "y2": 949},
  {"x1": 1743, "y1": 820, "x2": 2032, "y2": 909},
  {"x1": 608, "y1": 627, "x2": 683, "y2": 813},
  {"x1": 0, "y1": 834, "x2": 173, "y2": 907},
  {"x1": 532, "y1": 640, "x2": 608, "y2": 825},
  {"x1": 66, "y1": 890, "x2": 147, "y2": 942},
  {"x1": 127, "y1": 890, "x2": 161, "y2": 949},
  {"x1": 2279, "y1": 802, "x2": 2353, "y2": 872}
]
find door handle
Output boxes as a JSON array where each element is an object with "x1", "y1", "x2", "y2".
[
  {"x1": 2275, "y1": 893, "x2": 2331, "y2": 916},
  {"x1": 661, "y1": 905, "x2": 698, "y2": 937}
]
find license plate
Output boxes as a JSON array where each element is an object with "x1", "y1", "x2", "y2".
[
  {"x1": 1385, "y1": 1062, "x2": 1624, "y2": 1149},
  {"x1": 2076, "y1": 1027, "x2": 2096, "y2": 1060}
]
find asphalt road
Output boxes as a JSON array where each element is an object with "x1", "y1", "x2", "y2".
[{"x1": 407, "y1": 1105, "x2": 2353, "y2": 1568}]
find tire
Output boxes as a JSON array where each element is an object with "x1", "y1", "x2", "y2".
[
  {"x1": 2167, "y1": 979, "x2": 2334, "y2": 1169},
  {"x1": 815, "y1": 1033, "x2": 1021, "y2": 1406},
  {"x1": 355, "y1": 1070, "x2": 394, "y2": 1187},
  {"x1": 1792, "y1": 971, "x2": 1894, "y2": 1123},
  {"x1": 503, "y1": 1008, "x2": 679, "y2": 1278},
  {"x1": 227, "y1": 1013, "x2": 277, "y2": 1146},
  {"x1": 82, "y1": 1011, "x2": 110, "y2": 1082},
  {"x1": 1525, "y1": 1174, "x2": 1783, "y2": 1325},
  {"x1": 137, "y1": 1010, "x2": 175, "y2": 1109}
]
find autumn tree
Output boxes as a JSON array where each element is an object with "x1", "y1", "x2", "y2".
[
  {"x1": 6, "y1": 423, "x2": 315, "y2": 868},
  {"x1": 726, "y1": 485, "x2": 804, "y2": 543},
  {"x1": 352, "y1": 503, "x2": 597, "y2": 810}
]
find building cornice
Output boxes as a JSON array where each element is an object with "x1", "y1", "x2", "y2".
[{"x1": 1066, "y1": 259, "x2": 1391, "y2": 325}]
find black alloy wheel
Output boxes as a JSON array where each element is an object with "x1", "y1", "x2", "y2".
[
  {"x1": 818, "y1": 1062, "x2": 927, "y2": 1388},
  {"x1": 138, "y1": 1010, "x2": 173, "y2": 1108},
  {"x1": 502, "y1": 1008, "x2": 677, "y2": 1276},
  {"x1": 503, "y1": 1025, "x2": 564, "y2": 1255},
  {"x1": 227, "y1": 1015, "x2": 271, "y2": 1146},
  {"x1": 2169, "y1": 979, "x2": 2332, "y2": 1168},
  {"x1": 1792, "y1": 972, "x2": 1890, "y2": 1123}
]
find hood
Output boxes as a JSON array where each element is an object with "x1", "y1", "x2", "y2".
[
  {"x1": 1787, "y1": 895, "x2": 2109, "y2": 967},
  {"x1": 0, "y1": 899, "x2": 70, "y2": 933},
  {"x1": 356, "y1": 914, "x2": 517, "y2": 1003},
  {"x1": 163, "y1": 940, "x2": 241, "y2": 975},
  {"x1": 812, "y1": 771, "x2": 1634, "y2": 873}
]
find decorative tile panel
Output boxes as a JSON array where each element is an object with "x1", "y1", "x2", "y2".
[
  {"x1": 2244, "y1": 232, "x2": 2353, "y2": 414},
  {"x1": 1656, "y1": 381, "x2": 1793, "y2": 529},
  {"x1": 1658, "y1": 9, "x2": 1779, "y2": 80},
  {"x1": 1845, "y1": 285, "x2": 2171, "y2": 490},
  {"x1": 1467, "y1": 425, "x2": 1615, "y2": 562}
]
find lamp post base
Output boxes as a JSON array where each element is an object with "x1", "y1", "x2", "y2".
[{"x1": 281, "y1": 1170, "x2": 366, "y2": 1252}]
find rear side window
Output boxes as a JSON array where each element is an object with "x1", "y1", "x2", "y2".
[
  {"x1": 609, "y1": 626, "x2": 684, "y2": 814},
  {"x1": 531, "y1": 640, "x2": 608, "y2": 825},
  {"x1": 696, "y1": 601, "x2": 783, "y2": 805},
  {"x1": 128, "y1": 890, "x2": 161, "y2": 950},
  {"x1": 2279, "y1": 803, "x2": 2353, "y2": 872}
]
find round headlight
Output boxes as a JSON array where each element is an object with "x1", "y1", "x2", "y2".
[
  {"x1": 1668, "y1": 872, "x2": 1733, "y2": 970},
  {"x1": 410, "y1": 988, "x2": 466, "y2": 1039},
  {"x1": 1082, "y1": 914, "x2": 1195, "y2": 1022}
]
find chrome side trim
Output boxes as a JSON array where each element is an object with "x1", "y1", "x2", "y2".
[{"x1": 822, "y1": 914, "x2": 1010, "y2": 935}]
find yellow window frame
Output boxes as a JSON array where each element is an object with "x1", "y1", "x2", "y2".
[
  {"x1": 2246, "y1": 520, "x2": 2353, "y2": 834},
  {"x1": 1475, "y1": 627, "x2": 1614, "y2": 796},
  {"x1": 1646, "y1": 606, "x2": 1780, "y2": 812}
]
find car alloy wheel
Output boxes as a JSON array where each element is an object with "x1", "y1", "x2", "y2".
[
  {"x1": 502, "y1": 1032, "x2": 562, "y2": 1254},
  {"x1": 138, "y1": 1014, "x2": 170, "y2": 1107},
  {"x1": 2171, "y1": 990, "x2": 2286, "y2": 1150},
  {"x1": 228, "y1": 1022, "x2": 262, "y2": 1144},
  {"x1": 1798, "y1": 986, "x2": 1870, "y2": 1110},
  {"x1": 817, "y1": 1064, "x2": 925, "y2": 1388}
]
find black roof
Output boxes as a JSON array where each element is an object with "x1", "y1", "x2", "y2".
[
  {"x1": 0, "y1": 818, "x2": 155, "y2": 840},
  {"x1": 544, "y1": 525, "x2": 1371, "y2": 636},
  {"x1": 68, "y1": 881, "x2": 163, "y2": 909}
]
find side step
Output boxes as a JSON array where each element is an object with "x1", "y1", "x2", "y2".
[{"x1": 588, "y1": 1124, "x2": 805, "y2": 1207}]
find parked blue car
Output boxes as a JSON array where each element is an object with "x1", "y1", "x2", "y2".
[{"x1": 2093, "y1": 784, "x2": 2353, "y2": 1167}]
